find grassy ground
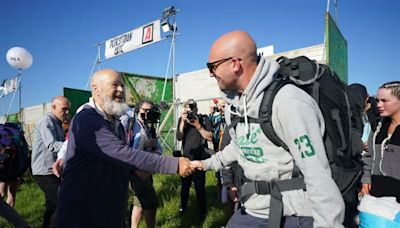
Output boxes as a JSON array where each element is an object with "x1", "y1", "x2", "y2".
[
  {"x1": 0, "y1": 176, "x2": 45, "y2": 228},
  {"x1": 0, "y1": 170, "x2": 231, "y2": 228}
]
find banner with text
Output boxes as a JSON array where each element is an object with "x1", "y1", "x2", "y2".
[
  {"x1": 104, "y1": 20, "x2": 161, "y2": 59},
  {"x1": 1, "y1": 76, "x2": 19, "y2": 96}
]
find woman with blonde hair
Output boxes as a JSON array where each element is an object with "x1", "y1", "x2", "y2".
[{"x1": 360, "y1": 81, "x2": 400, "y2": 202}]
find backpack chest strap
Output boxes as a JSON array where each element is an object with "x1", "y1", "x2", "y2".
[
  {"x1": 239, "y1": 177, "x2": 306, "y2": 199},
  {"x1": 239, "y1": 177, "x2": 306, "y2": 228}
]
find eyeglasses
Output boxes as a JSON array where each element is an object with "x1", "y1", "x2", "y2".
[{"x1": 206, "y1": 57, "x2": 241, "y2": 74}]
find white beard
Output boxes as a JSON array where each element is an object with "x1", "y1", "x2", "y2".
[{"x1": 101, "y1": 95, "x2": 128, "y2": 117}]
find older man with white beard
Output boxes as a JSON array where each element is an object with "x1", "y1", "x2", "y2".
[{"x1": 57, "y1": 69, "x2": 194, "y2": 227}]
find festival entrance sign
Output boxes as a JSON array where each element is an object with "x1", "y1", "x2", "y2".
[{"x1": 104, "y1": 20, "x2": 161, "y2": 59}]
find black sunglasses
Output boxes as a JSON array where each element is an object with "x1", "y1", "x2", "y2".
[{"x1": 207, "y1": 57, "x2": 241, "y2": 74}]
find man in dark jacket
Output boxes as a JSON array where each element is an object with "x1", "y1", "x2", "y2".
[{"x1": 58, "y1": 69, "x2": 194, "y2": 227}]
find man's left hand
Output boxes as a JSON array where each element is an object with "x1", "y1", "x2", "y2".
[
  {"x1": 52, "y1": 159, "x2": 64, "y2": 178},
  {"x1": 228, "y1": 187, "x2": 239, "y2": 202}
]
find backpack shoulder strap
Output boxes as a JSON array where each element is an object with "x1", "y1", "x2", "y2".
[
  {"x1": 259, "y1": 79, "x2": 290, "y2": 151},
  {"x1": 226, "y1": 78, "x2": 290, "y2": 152},
  {"x1": 227, "y1": 116, "x2": 243, "y2": 131}
]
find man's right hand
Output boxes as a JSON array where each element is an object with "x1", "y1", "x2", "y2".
[
  {"x1": 52, "y1": 159, "x2": 64, "y2": 178},
  {"x1": 178, "y1": 157, "x2": 194, "y2": 177}
]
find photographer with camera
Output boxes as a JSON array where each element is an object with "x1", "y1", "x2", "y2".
[
  {"x1": 121, "y1": 99, "x2": 162, "y2": 228},
  {"x1": 176, "y1": 99, "x2": 212, "y2": 222}
]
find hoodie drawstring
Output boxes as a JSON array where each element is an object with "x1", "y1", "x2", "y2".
[{"x1": 243, "y1": 94, "x2": 249, "y2": 135}]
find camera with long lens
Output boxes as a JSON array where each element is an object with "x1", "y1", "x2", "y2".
[
  {"x1": 186, "y1": 101, "x2": 197, "y2": 122},
  {"x1": 140, "y1": 107, "x2": 161, "y2": 125},
  {"x1": 187, "y1": 111, "x2": 196, "y2": 121},
  {"x1": 140, "y1": 106, "x2": 161, "y2": 139}
]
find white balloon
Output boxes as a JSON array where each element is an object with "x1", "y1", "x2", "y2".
[{"x1": 6, "y1": 47, "x2": 33, "y2": 70}]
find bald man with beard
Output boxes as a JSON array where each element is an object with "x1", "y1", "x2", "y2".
[
  {"x1": 192, "y1": 31, "x2": 345, "y2": 228},
  {"x1": 58, "y1": 69, "x2": 193, "y2": 227}
]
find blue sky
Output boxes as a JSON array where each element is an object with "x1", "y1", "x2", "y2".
[{"x1": 0, "y1": 0, "x2": 399, "y2": 114}]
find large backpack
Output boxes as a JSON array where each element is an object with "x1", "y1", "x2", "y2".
[
  {"x1": 232, "y1": 56, "x2": 363, "y2": 228},
  {"x1": 0, "y1": 122, "x2": 30, "y2": 181}
]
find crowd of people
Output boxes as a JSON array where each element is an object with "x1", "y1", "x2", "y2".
[{"x1": 0, "y1": 30, "x2": 399, "y2": 228}]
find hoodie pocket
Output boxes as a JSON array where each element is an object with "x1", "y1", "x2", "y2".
[
  {"x1": 241, "y1": 162, "x2": 280, "y2": 182},
  {"x1": 381, "y1": 145, "x2": 400, "y2": 180}
]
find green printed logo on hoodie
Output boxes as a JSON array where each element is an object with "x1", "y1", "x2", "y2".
[
  {"x1": 294, "y1": 134, "x2": 315, "y2": 158},
  {"x1": 237, "y1": 127, "x2": 261, "y2": 145},
  {"x1": 238, "y1": 126, "x2": 266, "y2": 163},
  {"x1": 240, "y1": 146, "x2": 266, "y2": 163}
]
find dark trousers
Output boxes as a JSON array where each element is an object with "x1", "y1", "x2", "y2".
[
  {"x1": 341, "y1": 181, "x2": 360, "y2": 228},
  {"x1": 180, "y1": 170, "x2": 207, "y2": 216},
  {"x1": 34, "y1": 175, "x2": 59, "y2": 228},
  {"x1": 0, "y1": 200, "x2": 30, "y2": 228}
]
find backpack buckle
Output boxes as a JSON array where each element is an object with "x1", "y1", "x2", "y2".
[
  {"x1": 254, "y1": 181, "x2": 272, "y2": 194},
  {"x1": 259, "y1": 114, "x2": 270, "y2": 122},
  {"x1": 254, "y1": 181, "x2": 260, "y2": 193}
]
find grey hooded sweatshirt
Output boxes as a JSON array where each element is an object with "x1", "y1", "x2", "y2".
[{"x1": 204, "y1": 57, "x2": 344, "y2": 228}]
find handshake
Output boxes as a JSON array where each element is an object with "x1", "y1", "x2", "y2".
[{"x1": 178, "y1": 157, "x2": 206, "y2": 177}]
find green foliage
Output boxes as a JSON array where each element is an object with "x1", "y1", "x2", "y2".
[{"x1": 0, "y1": 169, "x2": 231, "y2": 228}]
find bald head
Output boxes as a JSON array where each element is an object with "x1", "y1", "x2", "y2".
[
  {"x1": 208, "y1": 31, "x2": 258, "y2": 92},
  {"x1": 209, "y1": 30, "x2": 257, "y2": 64},
  {"x1": 52, "y1": 96, "x2": 69, "y2": 105},
  {"x1": 91, "y1": 69, "x2": 120, "y2": 89},
  {"x1": 51, "y1": 96, "x2": 70, "y2": 122},
  {"x1": 90, "y1": 69, "x2": 127, "y2": 117}
]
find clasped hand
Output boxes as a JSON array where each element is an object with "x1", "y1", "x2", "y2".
[{"x1": 177, "y1": 158, "x2": 205, "y2": 177}]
